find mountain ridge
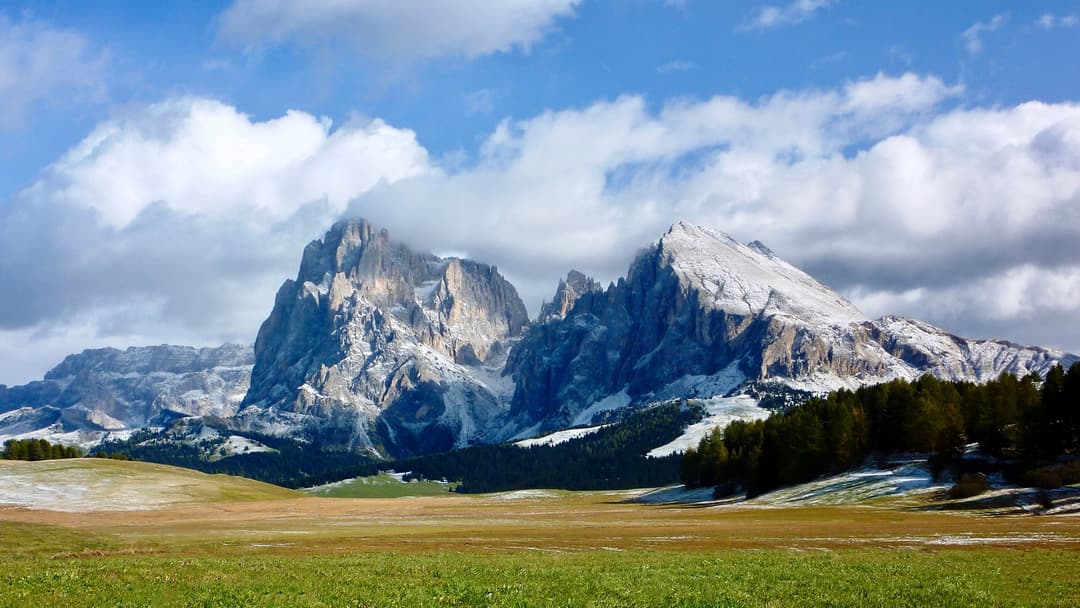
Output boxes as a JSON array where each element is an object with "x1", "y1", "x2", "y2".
[{"x1": 2, "y1": 218, "x2": 1076, "y2": 458}]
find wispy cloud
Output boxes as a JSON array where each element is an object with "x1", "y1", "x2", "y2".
[
  {"x1": 962, "y1": 14, "x2": 1007, "y2": 55},
  {"x1": 809, "y1": 51, "x2": 846, "y2": 70},
  {"x1": 218, "y1": 0, "x2": 581, "y2": 67},
  {"x1": 1036, "y1": 13, "x2": 1078, "y2": 29},
  {"x1": 464, "y1": 89, "x2": 497, "y2": 115},
  {"x1": 740, "y1": 0, "x2": 834, "y2": 31},
  {"x1": 0, "y1": 15, "x2": 109, "y2": 129},
  {"x1": 657, "y1": 60, "x2": 696, "y2": 74}
]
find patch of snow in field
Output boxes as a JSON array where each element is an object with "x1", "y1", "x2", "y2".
[
  {"x1": 631, "y1": 485, "x2": 719, "y2": 504},
  {"x1": 646, "y1": 395, "x2": 768, "y2": 458},
  {"x1": 514, "y1": 425, "x2": 608, "y2": 448},
  {"x1": 491, "y1": 489, "x2": 560, "y2": 501},
  {"x1": 744, "y1": 460, "x2": 946, "y2": 506},
  {"x1": 0, "y1": 461, "x2": 193, "y2": 511},
  {"x1": 572, "y1": 389, "x2": 631, "y2": 426}
]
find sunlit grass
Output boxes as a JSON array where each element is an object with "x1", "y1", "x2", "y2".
[{"x1": 2, "y1": 549, "x2": 1077, "y2": 607}]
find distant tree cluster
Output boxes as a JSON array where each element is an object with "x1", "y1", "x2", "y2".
[
  {"x1": 399, "y1": 401, "x2": 700, "y2": 493},
  {"x1": 3, "y1": 438, "x2": 82, "y2": 461},
  {"x1": 682, "y1": 364, "x2": 1080, "y2": 497}
]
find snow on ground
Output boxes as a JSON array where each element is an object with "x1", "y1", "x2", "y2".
[
  {"x1": 744, "y1": 460, "x2": 946, "y2": 506},
  {"x1": 222, "y1": 435, "x2": 274, "y2": 456},
  {"x1": 647, "y1": 362, "x2": 746, "y2": 402},
  {"x1": 490, "y1": 489, "x2": 561, "y2": 500},
  {"x1": 646, "y1": 395, "x2": 768, "y2": 458},
  {"x1": 572, "y1": 389, "x2": 631, "y2": 426},
  {"x1": 631, "y1": 485, "x2": 719, "y2": 504},
  {"x1": 0, "y1": 459, "x2": 290, "y2": 512},
  {"x1": 514, "y1": 425, "x2": 609, "y2": 448}
]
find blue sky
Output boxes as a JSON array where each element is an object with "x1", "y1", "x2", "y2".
[{"x1": 2, "y1": 0, "x2": 1080, "y2": 384}]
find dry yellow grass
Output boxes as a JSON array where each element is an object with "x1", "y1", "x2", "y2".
[{"x1": 3, "y1": 483, "x2": 1078, "y2": 557}]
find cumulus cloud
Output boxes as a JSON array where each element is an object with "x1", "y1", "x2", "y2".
[
  {"x1": 0, "y1": 14, "x2": 108, "y2": 128},
  {"x1": 347, "y1": 73, "x2": 1080, "y2": 356},
  {"x1": 5, "y1": 73, "x2": 1080, "y2": 384},
  {"x1": 0, "y1": 98, "x2": 429, "y2": 383},
  {"x1": 741, "y1": 0, "x2": 834, "y2": 31},
  {"x1": 27, "y1": 98, "x2": 428, "y2": 227},
  {"x1": 962, "y1": 13, "x2": 1007, "y2": 55},
  {"x1": 217, "y1": 0, "x2": 580, "y2": 65}
]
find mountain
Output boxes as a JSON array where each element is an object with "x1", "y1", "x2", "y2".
[
  {"x1": 3, "y1": 219, "x2": 1075, "y2": 464},
  {"x1": 0, "y1": 344, "x2": 252, "y2": 446},
  {"x1": 504, "y1": 221, "x2": 1076, "y2": 433},
  {"x1": 236, "y1": 219, "x2": 529, "y2": 457}
]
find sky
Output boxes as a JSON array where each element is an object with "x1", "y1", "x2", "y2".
[{"x1": 1, "y1": 0, "x2": 1080, "y2": 385}]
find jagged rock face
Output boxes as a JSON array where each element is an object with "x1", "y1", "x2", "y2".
[
  {"x1": 537, "y1": 270, "x2": 603, "y2": 323},
  {"x1": 0, "y1": 344, "x2": 253, "y2": 445},
  {"x1": 240, "y1": 219, "x2": 528, "y2": 457},
  {"x1": 505, "y1": 222, "x2": 1077, "y2": 432}
]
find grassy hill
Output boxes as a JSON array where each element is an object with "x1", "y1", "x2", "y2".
[{"x1": 0, "y1": 458, "x2": 300, "y2": 512}]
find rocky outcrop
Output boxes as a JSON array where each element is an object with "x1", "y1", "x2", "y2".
[
  {"x1": 238, "y1": 219, "x2": 528, "y2": 457},
  {"x1": 537, "y1": 270, "x2": 603, "y2": 323},
  {"x1": 0, "y1": 344, "x2": 253, "y2": 444}
]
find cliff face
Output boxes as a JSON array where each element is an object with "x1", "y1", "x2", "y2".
[
  {"x1": 504, "y1": 222, "x2": 1076, "y2": 432},
  {"x1": 239, "y1": 219, "x2": 528, "y2": 457}
]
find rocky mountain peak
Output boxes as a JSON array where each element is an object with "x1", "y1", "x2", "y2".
[
  {"x1": 240, "y1": 218, "x2": 528, "y2": 456},
  {"x1": 538, "y1": 270, "x2": 603, "y2": 322},
  {"x1": 656, "y1": 221, "x2": 867, "y2": 325}
]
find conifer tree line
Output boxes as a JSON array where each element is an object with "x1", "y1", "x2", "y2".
[
  {"x1": 681, "y1": 363, "x2": 1080, "y2": 497},
  {"x1": 2, "y1": 438, "x2": 82, "y2": 461}
]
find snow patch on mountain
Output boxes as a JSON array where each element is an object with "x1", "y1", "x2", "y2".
[
  {"x1": 646, "y1": 396, "x2": 769, "y2": 458},
  {"x1": 514, "y1": 424, "x2": 609, "y2": 448},
  {"x1": 572, "y1": 389, "x2": 631, "y2": 426}
]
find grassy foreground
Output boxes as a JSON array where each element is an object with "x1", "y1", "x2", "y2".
[
  {"x1": 2, "y1": 460, "x2": 1078, "y2": 606},
  {"x1": 2, "y1": 548, "x2": 1077, "y2": 607}
]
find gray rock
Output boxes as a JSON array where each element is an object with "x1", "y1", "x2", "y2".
[
  {"x1": 504, "y1": 222, "x2": 1078, "y2": 432},
  {"x1": 0, "y1": 344, "x2": 253, "y2": 445},
  {"x1": 238, "y1": 218, "x2": 528, "y2": 457}
]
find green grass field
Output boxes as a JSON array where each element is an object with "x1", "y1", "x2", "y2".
[
  {"x1": 302, "y1": 471, "x2": 456, "y2": 498},
  {"x1": 1, "y1": 459, "x2": 1078, "y2": 607},
  {"x1": 2, "y1": 548, "x2": 1077, "y2": 607}
]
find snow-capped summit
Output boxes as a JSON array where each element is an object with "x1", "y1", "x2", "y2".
[
  {"x1": 505, "y1": 221, "x2": 1076, "y2": 432},
  {"x1": 658, "y1": 221, "x2": 867, "y2": 324}
]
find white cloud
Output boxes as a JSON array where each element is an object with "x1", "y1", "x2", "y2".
[
  {"x1": 348, "y1": 74, "x2": 1080, "y2": 354},
  {"x1": 1037, "y1": 13, "x2": 1078, "y2": 29},
  {"x1": 218, "y1": 0, "x2": 581, "y2": 65},
  {"x1": 0, "y1": 15, "x2": 108, "y2": 129},
  {"x1": 28, "y1": 98, "x2": 428, "y2": 227},
  {"x1": 741, "y1": 0, "x2": 834, "y2": 31},
  {"x1": 5, "y1": 73, "x2": 1080, "y2": 384},
  {"x1": 962, "y1": 13, "x2": 1007, "y2": 55},
  {"x1": 464, "y1": 89, "x2": 498, "y2": 115},
  {"x1": 0, "y1": 98, "x2": 430, "y2": 384}
]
